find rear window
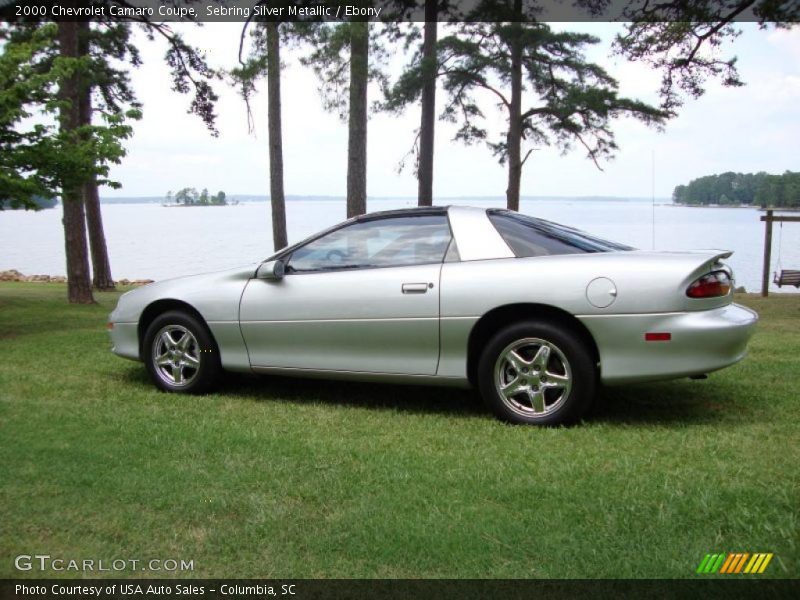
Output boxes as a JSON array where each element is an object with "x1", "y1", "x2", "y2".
[{"x1": 487, "y1": 209, "x2": 634, "y2": 257}]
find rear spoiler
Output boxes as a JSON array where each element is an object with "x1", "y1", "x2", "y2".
[
  {"x1": 691, "y1": 249, "x2": 733, "y2": 261},
  {"x1": 686, "y1": 250, "x2": 734, "y2": 284}
]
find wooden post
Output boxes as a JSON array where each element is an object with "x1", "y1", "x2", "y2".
[{"x1": 761, "y1": 210, "x2": 773, "y2": 297}]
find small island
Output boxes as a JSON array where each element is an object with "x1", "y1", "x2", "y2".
[
  {"x1": 163, "y1": 187, "x2": 234, "y2": 206},
  {"x1": 673, "y1": 171, "x2": 800, "y2": 208}
]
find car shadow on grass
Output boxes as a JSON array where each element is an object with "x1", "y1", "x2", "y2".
[
  {"x1": 222, "y1": 372, "x2": 490, "y2": 419},
  {"x1": 593, "y1": 380, "x2": 740, "y2": 426},
  {"x1": 119, "y1": 367, "x2": 486, "y2": 419},
  {"x1": 120, "y1": 366, "x2": 737, "y2": 427}
]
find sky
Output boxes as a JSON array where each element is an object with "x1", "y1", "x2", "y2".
[{"x1": 103, "y1": 22, "x2": 800, "y2": 199}]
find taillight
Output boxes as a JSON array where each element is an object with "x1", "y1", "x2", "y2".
[{"x1": 686, "y1": 271, "x2": 731, "y2": 298}]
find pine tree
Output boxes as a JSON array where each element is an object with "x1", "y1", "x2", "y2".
[
  {"x1": 1, "y1": 20, "x2": 139, "y2": 303},
  {"x1": 383, "y1": 2, "x2": 459, "y2": 207},
  {"x1": 79, "y1": 23, "x2": 131, "y2": 291},
  {"x1": 432, "y1": 10, "x2": 668, "y2": 209},
  {"x1": 265, "y1": 22, "x2": 288, "y2": 249},
  {"x1": 417, "y1": 3, "x2": 438, "y2": 207},
  {"x1": 74, "y1": 9, "x2": 219, "y2": 295},
  {"x1": 299, "y1": 22, "x2": 389, "y2": 218},
  {"x1": 58, "y1": 18, "x2": 94, "y2": 303},
  {"x1": 346, "y1": 21, "x2": 369, "y2": 218},
  {"x1": 2, "y1": 3, "x2": 220, "y2": 302},
  {"x1": 233, "y1": 21, "x2": 289, "y2": 251}
]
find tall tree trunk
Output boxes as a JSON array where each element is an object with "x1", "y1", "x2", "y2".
[
  {"x1": 417, "y1": 2, "x2": 438, "y2": 207},
  {"x1": 267, "y1": 22, "x2": 288, "y2": 250},
  {"x1": 266, "y1": 22, "x2": 287, "y2": 251},
  {"x1": 346, "y1": 22, "x2": 368, "y2": 219},
  {"x1": 84, "y1": 177, "x2": 114, "y2": 290},
  {"x1": 77, "y1": 27, "x2": 115, "y2": 292},
  {"x1": 505, "y1": 1, "x2": 524, "y2": 212},
  {"x1": 58, "y1": 17, "x2": 94, "y2": 304}
]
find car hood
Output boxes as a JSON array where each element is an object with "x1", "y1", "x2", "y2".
[{"x1": 134, "y1": 263, "x2": 258, "y2": 291}]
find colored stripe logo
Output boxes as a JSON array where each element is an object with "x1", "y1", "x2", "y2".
[{"x1": 696, "y1": 552, "x2": 773, "y2": 574}]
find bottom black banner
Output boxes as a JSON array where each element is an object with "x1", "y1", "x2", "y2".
[{"x1": 2, "y1": 579, "x2": 800, "y2": 600}]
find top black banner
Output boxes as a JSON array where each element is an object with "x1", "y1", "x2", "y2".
[{"x1": 2, "y1": 0, "x2": 799, "y2": 23}]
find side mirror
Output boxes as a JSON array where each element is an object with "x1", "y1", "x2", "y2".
[{"x1": 256, "y1": 259, "x2": 285, "y2": 281}]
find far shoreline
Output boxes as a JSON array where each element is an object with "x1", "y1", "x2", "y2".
[
  {"x1": 671, "y1": 203, "x2": 758, "y2": 209},
  {"x1": 0, "y1": 269, "x2": 153, "y2": 287}
]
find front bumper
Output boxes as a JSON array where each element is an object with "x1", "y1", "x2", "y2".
[
  {"x1": 579, "y1": 303, "x2": 758, "y2": 385},
  {"x1": 109, "y1": 322, "x2": 140, "y2": 362}
]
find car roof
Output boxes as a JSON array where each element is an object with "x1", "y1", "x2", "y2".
[
  {"x1": 269, "y1": 204, "x2": 512, "y2": 262},
  {"x1": 354, "y1": 205, "x2": 514, "y2": 261},
  {"x1": 355, "y1": 205, "x2": 450, "y2": 222}
]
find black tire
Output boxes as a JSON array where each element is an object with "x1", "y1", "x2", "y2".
[
  {"x1": 477, "y1": 320, "x2": 596, "y2": 426},
  {"x1": 143, "y1": 310, "x2": 221, "y2": 394}
]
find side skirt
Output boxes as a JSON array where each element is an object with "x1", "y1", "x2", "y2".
[{"x1": 251, "y1": 366, "x2": 471, "y2": 388}]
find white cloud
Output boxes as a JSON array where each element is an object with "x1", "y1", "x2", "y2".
[{"x1": 767, "y1": 26, "x2": 800, "y2": 60}]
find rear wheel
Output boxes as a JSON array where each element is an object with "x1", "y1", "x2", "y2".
[
  {"x1": 143, "y1": 311, "x2": 221, "y2": 394},
  {"x1": 477, "y1": 320, "x2": 596, "y2": 425}
]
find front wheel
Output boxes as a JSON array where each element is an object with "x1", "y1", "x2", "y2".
[
  {"x1": 477, "y1": 320, "x2": 596, "y2": 425},
  {"x1": 143, "y1": 311, "x2": 221, "y2": 394}
]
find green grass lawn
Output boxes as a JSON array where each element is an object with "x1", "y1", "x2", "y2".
[{"x1": 1, "y1": 283, "x2": 798, "y2": 579}]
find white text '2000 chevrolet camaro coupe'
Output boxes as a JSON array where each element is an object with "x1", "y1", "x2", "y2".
[{"x1": 109, "y1": 206, "x2": 758, "y2": 425}]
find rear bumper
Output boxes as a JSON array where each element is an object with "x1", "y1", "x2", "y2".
[{"x1": 579, "y1": 303, "x2": 758, "y2": 385}]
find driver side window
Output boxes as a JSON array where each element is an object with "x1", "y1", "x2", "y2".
[{"x1": 287, "y1": 215, "x2": 451, "y2": 273}]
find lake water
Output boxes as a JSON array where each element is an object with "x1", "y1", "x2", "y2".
[{"x1": 1, "y1": 198, "x2": 798, "y2": 294}]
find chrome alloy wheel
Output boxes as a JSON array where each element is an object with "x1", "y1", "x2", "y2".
[
  {"x1": 151, "y1": 325, "x2": 201, "y2": 387},
  {"x1": 493, "y1": 337, "x2": 573, "y2": 417}
]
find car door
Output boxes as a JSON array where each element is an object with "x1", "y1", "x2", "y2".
[{"x1": 239, "y1": 213, "x2": 452, "y2": 375}]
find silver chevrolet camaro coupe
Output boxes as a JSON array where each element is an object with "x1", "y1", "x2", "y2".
[{"x1": 108, "y1": 205, "x2": 758, "y2": 425}]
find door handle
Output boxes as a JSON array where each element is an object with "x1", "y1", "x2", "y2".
[{"x1": 401, "y1": 282, "x2": 431, "y2": 294}]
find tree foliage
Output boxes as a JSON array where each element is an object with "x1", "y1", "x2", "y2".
[
  {"x1": 674, "y1": 171, "x2": 800, "y2": 208},
  {"x1": 437, "y1": 22, "x2": 667, "y2": 161},
  {"x1": 609, "y1": 0, "x2": 800, "y2": 110},
  {"x1": 297, "y1": 21, "x2": 394, "y2": 217},
  {"x1": 0, "y1": 24, "x2": 60, "y2": 209},
  {"x1": 3, "y1": 5, "x2": 221, "y2": 302},
  {"x1": 297, "y1": 22, "x2": 391, "y2": 121},
  {"x1": 99, "y1": 2, "x2": 221, "y2": 134},
  {"x1": 3, "y1": 1, "x2": 221, "y2": 132},
  {"x1": 172, "y1": 186, "x2": 228, "y2": 205},
  {"x1": 0, "y1": 23, "x2": 139, "y2": 210}
]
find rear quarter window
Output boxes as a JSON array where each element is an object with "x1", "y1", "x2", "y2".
[{"x1": 487, "y1": 210, "x2": 634, "y2": 257}]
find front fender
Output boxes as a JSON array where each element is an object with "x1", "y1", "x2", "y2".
[{"x1": 108, "y1": 265, "x2": 257, "y2": 371}]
